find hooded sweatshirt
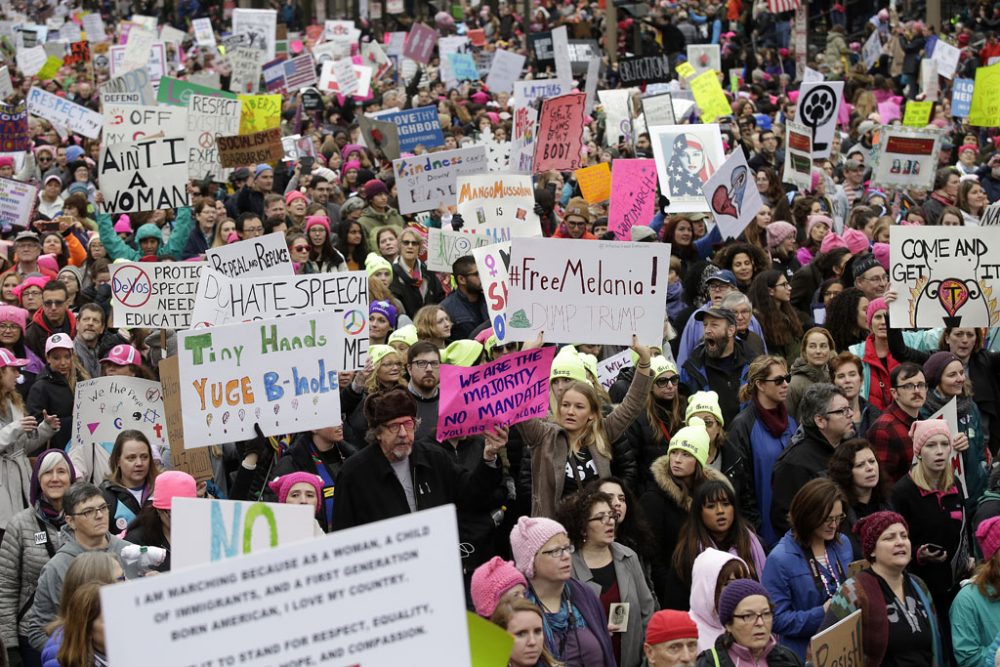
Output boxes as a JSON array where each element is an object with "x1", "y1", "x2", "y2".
[{"x1": 690, "y1": 548, "x2": 747, "y2": 652}]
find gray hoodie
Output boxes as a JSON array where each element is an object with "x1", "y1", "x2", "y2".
[{"x1": 24, "y1": 527, "x2": 131, "y2": 650}]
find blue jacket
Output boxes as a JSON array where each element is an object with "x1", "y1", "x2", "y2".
[
  {"x1": 761, "y1": 530, "x2": 853, "y2": 661},
  {"x1": 41, "y1": 627, "x2": 61, "y2": 667},
  {"x1": 97, "y1": 207, "x2": 193, "y2": 261}
]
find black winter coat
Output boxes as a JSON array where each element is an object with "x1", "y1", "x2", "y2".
[
  {"x1": 390, "y1": 261, "x2": 444, "y2": 319},
  {"x1": 770, "y1": 424, "x2": 837, "y2": 536},
  {"x1": 25, "y1": 366, "x2": 74, "y2": 449}
]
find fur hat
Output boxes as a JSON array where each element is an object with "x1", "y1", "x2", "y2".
[{"x1": 363, "y1": 386, "x2": 417, "y2": 427}]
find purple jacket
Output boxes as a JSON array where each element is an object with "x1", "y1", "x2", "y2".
[{"x1": 566, "y1": 578, "x2": 617, "y2": 667}]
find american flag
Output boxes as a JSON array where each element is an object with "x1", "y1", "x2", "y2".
[
  {"x1": 283, "y1": 53, "x2": 317, "y2": 92},
  {"x1": 768, "y1": 0, "x2": 801, "y2": 12}
]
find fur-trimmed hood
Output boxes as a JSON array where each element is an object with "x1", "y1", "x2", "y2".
[{"x1": 649, "y1": 455, "x2": 732, "y2": 510}]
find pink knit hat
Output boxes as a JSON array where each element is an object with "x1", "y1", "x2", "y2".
[
  {"x1": 872, "y1": 242, "x2": 890, "y2": 270},
  {"x1": 0, "y1": 305, "x2": 28, "y2": 332},
  {"x1": 285, "y1": 190, "x2": 308, "y2": 206},
  {"x1": 470, "y1": 556, "x2": 528, "y2": 617},
  {"x1": 865, "y1": 297, "x2": 887, "y2": 329},
  {"x1": 765, "y1": 221, "x2": 797, "y2": 249},
  {"x1": 114, "y1": 214, "x2": 132, "y2": 234},
  {"x1": 820, "y1": 232, "x2": 848, "y2": 254},
  {"x1": 976, "y1": 516, "x2": 1000, "y2": 562},
  {"x1": 305, "y1": 215, "x2": 330, "y2": 233},
  {"x1": 151, "y1": 470, "x2": 197, "y2": 510},
  {"x1": 909, "y1": 419, "x2": 951, "y2": 458},
  {"x1": 13, "y1": 276, "x2": 48, "y2": 303},
  {"x1": 268, "y1": 472, "x2": 324, "y2": 511},
  {"x1": 842, "y1": 228, "x2": 870, "y2": 254},
  {"x1": 510, "y1": 516, "x2": 567, "y2": 579},
  {"x1": 806, "y1": 214, "x2": 833, "y2": 239},
  {"x1": 37, "y1": 255, "x2": 58, "y2": 275},
  {"x1": 343, "y1": 159, "x2": 362, "y2": 172}
]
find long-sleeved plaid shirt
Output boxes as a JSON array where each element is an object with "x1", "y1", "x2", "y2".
[{"x1": 865, "y1": 402, "x2": 916, "y2": 484}]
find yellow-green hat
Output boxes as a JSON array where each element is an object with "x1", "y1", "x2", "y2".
[
  {"x1": 388, "y1": 324, "x2": 418, "y2": 347},
  {"x1": 650, "y1": 355, "x2": 678, "y2": 380},
  {"x1": 369, "y1": 344, "x2": 397, "y2": 367},
  {"x1": 550, "y1": 346, "x2": 588, "y2": 383},
  {"x1": 579, "y1": 353, "x2": 599, "y2": 380},
  {"x1": 442, "y1": 340, "x2": 484, "y2": 367},
  {"x1": 685, "y1": 390, "x2": 724, "y2": 427},
  {"x1": 365, "y1": 252, "x2": 393, "y2": 278},
  {"x1": 667, "y1": 416, "x2": 711, "y2": 468},
  {"x1": 630, "y1": 346, "x2": 664, "y2": 366}
]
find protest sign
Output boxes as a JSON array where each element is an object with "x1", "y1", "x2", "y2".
[
  {"x1": 871, "y1": 127, "x2": 940, "y2": 191},
  {"x1": 27, "y1": 87, "x2": 102, "y2": 139},
  {"x1": 448, "y1": 52, "x2": 480, "y2": 82},
  {"x1": 16, "y1": 45, "x2": 46, "y2": 76},
  {"x1": 618, "y1": 54, "x2": 671, "y2": 86},
  {"x1": 0, "y1": 100, "x2": 28, "y2": 152},
  {"x1": 533, "y1": 92, "x2": 586, "y2": 173},
  {"x1": 229, "y1": 46, "x2": 265, "y2": 94},
  {"x1": 102, "y1": 506, "x2": 470, "y2": 666},
  {"x1": 920, "y1": 58, "x2": 940, "y2": 101},
  {"x1": 187, "y1": 94, "x2": 241, "y2": 181},
  {"x1": 437, "y1": 347, "x2": 555, "y2": 441},
  {"x1": 809, "y1": 610, "x2": 862, "y2": 667},
  {"x1": 472, "y1": 243, "x2": 512, "y2": 344},
  {"x1": 111, "y1": 262, "x2": 204, "y2": 329},
  {"x1": 932, "y1": 40, "x2": 960, "y2": 79},
  {"x1": 238, "y1": 93, "x2": 281, "y2": 134},
  {"x1": 171, "y1": 498, "x2": 316, "y2": 570},
  {"x1": 0, "y1": 67, "x2": 13, "y2": 100},
  {"x1": 551, "y1": 25, "x2": 572, "y2": 82},
  {"x1": 426, "y1": 228, "x2": 494, "y2": 273},
  {"x1": 231, "y1": 8, "x2": 277, "y2": 61},
  {"x1": 190, "y1": 269, "x2": 370, "y2": 364},
  {"x1": 641, "y1": 93, "x2": 676, "y2": 127},
  {"x1": 121, "y1": 26, "x2": 155, "y2": 74},
  {"x1": 687, "y1": 44, "x2": 721, "y2": 75},
  {"x1": 204, "y1": 233, "x2": 294, "y2": 279},
  {"x1": 217, "y1": 127, "x2": 284, "y2": 167},
  {"x1": 359, "y1": 114, "x2": 401, "y2": 161},
  {"x1": 158, "y1": 356, "x2": 213, "y2": 482},
  {"x1": 102, "y1": 104, "x2": 187, "y2": 145},
  {"x1": 597, "y1": 350, "x2": 632, "y2": 391},
  {"x1": 484, "y1": 49, "x2": 526, "y2": 94},
  {"x1": 528, "y1": 31, "x2": 554, "y2": 70},
  {"x1": 318, "y1": 60, "x2": 374, "y2": 98},
  {"x1": 99, "y1": 69, "x2": 155, "y2": 106},
  {"x1": 156, "y1": 77, "x2": 238, "y2": 107},
  {"x1": 651, "y1": 124, "x2": 725, "y2": 213},
  {"x1": 380, "y1": 106, "x2": 444, "y2": 153},
  {"x1": 952, "y1": 78, "x2": 975, "y2": 118},
  {"x1": 689, "y1": 69, "x2": 731, "y2": 123},
  {"x1": 576, "y1": 162, "x2": 611, "y2": 204},
  {"x1": 108, "y1": 42, "x2": 166, "y2": 82},
  {"x1": 403, "y1": 22, "x2": 437, "y2": 64},
  {"x1": 283, "y1": 52, "x2": 317, "y2": 91},
  {"x1": 702, "y1": 149, "x2": 763, "y2": 241},
  {"x1": 505, "y1": 238, "x2": 670, "y2": 345},
  {"x1": 160, "y1": 25, "x2": 186, "y2": 45},
  {"x1": 513, "y1": 79, "x2": 576, "y2": 108},
  {"x1": 456, "y1": 175, "x2": 542, "y2": 242},
  {"x1": 598, "y1": 89, "x2": 635, "y2": 147},
  {"x1": 393, "y1": 146, "x2": 488, "y2": 215},
  {"x1": 982, "y1": 203, "x2": 1000, "y2": 226},
  {"x1": 360, "y1": 41, "x2": 392, "y2": 80},
  {"x1": 862, "y1": 30, "x2": 881, "y2": 70},
  {"x1": 82, "y1": 13, "x2": 106, "y2": 42},
  {"x1": 192, "y1": 17, "x2": 215, "y2": 47},
  {"x1": 904, "y1": 100, "x2": 933, "y2": 126},
  {"x1": 795, "y1": 81, "x2": 844, "y2": 158},
  {"x1": 262, "y1": 60, "x2": 288, "y2": 94},
  {"x1": 36, "y1": 56, "x2": 63, "y2": 81},
  {"x1": 888, "y1": 225, "x2": 1000, "y2": 328},
  {"x1": 0, "y1": 177, "x2": 37, "y2": 228},
  {"x1": 98, "y1": 137, "x2": 188, "y2": 214},
  {"x1": 178, "y1": 311, "x2": 348, "y2": 445},
  {"x1": 70, "y1": 377, "x2": 169, "y2": 498},
  {"x1": 783, "y1": 121, "x2": 814, "y2": 189},
  {"x1": 609, "y1": 159, "x2": 658, "y2": 240}
]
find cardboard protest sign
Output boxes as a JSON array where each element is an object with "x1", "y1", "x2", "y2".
[
  {"x1": 178, "y1": 312, "x2": 350, "y2": 445},
  {"x1": 473, "y1": 243, "x2": 511, "y2": 343},
  {"x1": 931, "y1": 40, "x2": 960, "y2": 79},
  {"x1": 689, "y1": 70, "x2": 732, "y2": 123},
  {"x1": 102, "y1": 104, "x2": 187, "y2": 145},
  {"x1": 608, "y1": 159, "x2": 658, "y2": 240},
  {"x1": 121, "y1": 26, "x2": 155, "y2": 74},
  {"x1": 810, "y1": 610, "x2": 862, "y2": 667},
  {"x1": 190, "y1": 270, "x2": 369, "y2": 364},
  {"x1": 618, "y1": 54, "x2": 671, "y2": 86},
  {"x1": 171, "y1": 498, "x2": 316, "y2": 569},
  {"x1": 533, "y1": 92, "x2": 586, "y2": 173},
  {"x1": 641, "y1": 93, "x2": 676, "y2": 127},
  {"x1": 393, "y1": 146, "x2": 488, "y2": 215},
  {"x1": 0, "y1": 101, "x2": 29, "y2": 152},
  {"x1": 650, "y1": 124, "x2": 725, "y2": 213},
  {"x1": 111, "y1": 262, "x2": 204, "y2": 329},
  {"x1": 505, "y1": 238, "x2": 670, "y2": 345},
  {"x1": 359, "y1": 114, "x2": 401, "y2": 161},
  {"x1": 576, "y1": 162, "x2": 611, "y2": 204},
  {"x1": 102, "y1": 506, "x2": 470, "y2": 665},
  {"x1": 156, "y1": 77, "x2": 238, "y2": 107},
  {"x1": 187, "y1": 94, "x2": 242, "y2": 181},
  {"x1": 99, "y1": 69, "x2": 155, "y2": 106},
  {"x1": 380, "y1": 106, "x2": 445, "y2": 153},
  {"x1": 889, "y1": 225, "x2": 1000, "y2": 328},
  {"x1": 783, "y1": 121, "x2": 813, "y2": 189},
  {"x1": 27, "y1": 87, "x2": 102, "y2": 139},
  {"x1": 702, "y1": 149, "x2": 763, "y2": 241},
  {"x1": 952, "y1": 78, "x2": 975, "y2": 118},
  {"x1": 204, "y1": 233, "x2": 293, "y2": 279},
  {"x1": 0, "y1": 177, "x2": 38, "y2": 229},
  {"x1": 871, "y1": 127, "x2": 940, "y2": 191},
  {"x1": 485, "y1": 49, "x2": 526, "y2": 95},
  {"x1": 597, "y1": 350, "x2": 632, "y2": 391},
  {"x1": 98, "y1": 137, "x2": 189, "y2": 214},
  {"x1": 70, "y1": 377, "x2": 169, "y2": 496},
  {"x1": 795, "y1": 81, "x2": 844, "y2": 158},
  {"x1": 238, "y1": 93, "x2": 281, "y2": 134},
  {"x1": 437, "y1": 347, "x2": 555, "y2": 441},
  {"x1": 158, "y1": 356, "x2": 213, "y2": 482},
  {"x1": 456, "y1": 175, "x2": 542, "y2": 242},
  {"x1": 216, "y1": 127, "x2": 284, "y2": 167},
  {"x1": 231, "y1": 8, "x2": 277, "y2": 61},
  {"x1": 403, "y1": 22, "x2": 437, "y2": 64},
  {"x1": 426, "y1": 228, "x2": 494, "y2": 273},
  {"x1": 229, "y1": 46, "x2": 265, "y2": 94},
  {"x1": 903, "y1": 100, "x2": 933, "y2": 126}
]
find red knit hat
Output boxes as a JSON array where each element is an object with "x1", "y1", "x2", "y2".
[
  {"x1": 853, "y1": 511, "x2": 908, "y2": 561},
  {"x1": 645, "y1": 610, "x2": 698, "y2": 645}
]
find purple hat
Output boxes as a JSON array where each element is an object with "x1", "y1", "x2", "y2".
[
  {"x1": 718, "y1": 579, "x2": 771, "y2": 626},
  {"x1": 369, "y1": 299, "x2": 398, "y2": 328},
  {"x1": 362, "y1": 179, "x2": 389, "y2": 199},
  {"x1": 923, "y1": 350, "x2": 961, "y2": 388}
]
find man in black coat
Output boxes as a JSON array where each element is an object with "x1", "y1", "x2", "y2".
[{"x1": 331, "y1": 387, "x2": 506, "y2": 531}]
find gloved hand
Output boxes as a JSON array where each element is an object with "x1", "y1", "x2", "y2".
[{"x1": 451, "y1": 212, "x2": 465, "y2": 231}]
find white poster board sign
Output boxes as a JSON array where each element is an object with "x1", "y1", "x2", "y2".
[
  {"x1": 393, "y1": 146, "x2": 488, "y2": 215},
  {"x1": 472, "y1": 243, "x2": 511, "y2": 343},
  {"x1": 97, "y1": 137, "x2": 189, "y2": 214},
  {"x1": 0, "y1": 177, "x2": 37, "y2": 228},
  {"x1": 102, "y1": 506, "x2": 471, "y2": 666},
  {"x1": 205, "y1": 233, "x2": 294, "y2": 278},
  {"x1": 783, "y1": 120, "x2": 814, "y2": 189},
  {"x1": 932, "y1": 40, "x2": 960, "y2": 80},
  {"x1": 650, "y1": 123, "x2": 725, "y2": 212},
  {"x1": 597, "y1": 349, "x2": 632, "y2": 391},
  {"x1": 231, "y1": 8, "x2": 277, "y2": 62},
  {"x1": 702, "y1": 148, "x2": 763, "y2": 241},
  {"x1": 111, "y1": 262, "x2": 205, "y2": 329},
  {"x1": 27, "y1": 87, "x2": 103, "y2": 139},
  {"x1": 872, "y1": 127, "x2": 941, "y2": 191},
  {"x1": 862, "y1": 31, "x2": 882, "y2": 71},
  {"x1": 187, "y1": 94, "x2": 242, "y2": 182},
  {"x1": 99, "y1": 69, "x2": 156, "y2": 107},
  {"x1": 102, "y1": 104, "x2": 188, "y2": 145},
  {"x1": 505, "y1": 238, "x2": 670, "y2": 345},
  {"x1": 229, "y1": 46, "x2": 265, "y2": 94},
  {"x1": 426, "y1": 228, "x2": 494, "y2": 272},
  {"x1": 455, "y1": 174, "x2": 542, "y2": 242},
  {"x1": 484, "y1": 49, "x2": 526, "y2": 95},
  {"x1": 794, "y1": 81, "x2": 844, "y2": 159}
]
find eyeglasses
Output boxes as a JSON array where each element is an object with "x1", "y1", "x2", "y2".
[
  {"x1": 401, "y1": 240, "x2": 422, "y2": 247},
  {"x1": 732, "y1": 610, "x2": 773, "y2": 625},
  {"x1": 410, "y1": 359, "x2": 440, "y2": 369},
  {"x1": 823, "y1": 513, "x2": 847, "y2": 526},
  {"x1": 43, "y1": 300, "x2": 65, "y2": 308},
  {"x1": 588, "y1": 513, "x2": 616, "y2": 525},
  {"x1": 538, "y1": 544, "x2": 575, "y2": 559},
  {"x1": 774, "y1": 281, "x2": 790, "y2": 288},
  {"x1": 0, "y1": 323, "x2": 18, "y2": 331},
  {"x1": 825, "y1": 406, "x2": 855, "y2": 418},
  {"x1": 654, "y1": 376, "x2": 680, "y2": 387},
  {"x1": 761, "y1": 374, "x2": 792, "y2": 385},
  {"x1": 386, "y1": 418, "x2": 416, "y2": 434},
  {"x1": 862, "y1": 274, "x2": 888, "y2": 284},
  {"x1": 21, "y1": 290, "x2": 42, "y2": 297},
  {"x1": 71, "y1": 503, "x2": 109, "y2": 520},
  {"x1": 700, "y1": 417, "x2": 719, "y2": 428},
  {"x1": 291, "y1": 245, "x2": 310, "y2": 252},
  {"x1": 380, "y1": 361, "x2": 403, "y2": 370},
  {"x1": 895, "y1": 382, "x2": 927, "y2": 392}
]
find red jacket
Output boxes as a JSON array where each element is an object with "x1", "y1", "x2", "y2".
[{"x1": 860, "y1": 336, "x2": 898, "y2": 412}]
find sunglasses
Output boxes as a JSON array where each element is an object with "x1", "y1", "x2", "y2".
[
  {"x1": 291, "y1": 245, "x2": 309, "y2": 252},
  {"x1": 760, "y1": 374, "x2": 792, "y2": 385},
  {"x1": 654, "y1": 376, "x2": 680, "y2": 387}
]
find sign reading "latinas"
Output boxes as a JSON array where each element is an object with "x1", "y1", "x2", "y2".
[{"x1": 618, "y1": 55, "x2": 672, "y2": 86}]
